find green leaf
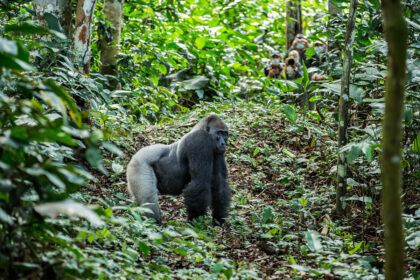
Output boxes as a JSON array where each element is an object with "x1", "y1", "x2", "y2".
[
  {"x1": 0, "y1": 38, "x2": 18, "y2": 55},
  {"x1": 5, "y1": 23, "x2": 50, "y2": 34},
  {"x1": 183, "y1": 76, "x2": 209, "y2": 90},
  {"x1": 0, "y1": 53, "x2": 33, "y2": 70},
  {"x1": 0, "y1": 208, "x2": 14, "y2": 225},
  {"x1": 86, "y1": 146, "x2": 107, "y2": 174},
  {"x1": 349, "y1": 242, "x2": 363, "y2": 255},
  {"x1": 102, "y1": 142, "x2": 124, "y2": 156},
  {"x1": 173, "y1": 247, "x2": 187, "y2": 257},
  {"x1": 300, "y1": 196, "x2": 307, "y2": 207},
  {"x1": 157, "y1": 63, "x2": 167, "y2": 75},
  {"x1": 5, "y1": 23, "x2": 66, "y2": 39},
  {"x1": 320, "y1": 82, "x2": 341, "y2": 95},
  {"x1": 404, "y1": 107, "x2": 413, "y2": 124},
  {"x1": 195, "y1": 37, "x2": 207, "y2": 49},
  {"x1": 43, "y1": 128, "x2": 77, "y2": 146},
  {"x1": 346, "y1": 196, "x2": 372, "y2": 203},
  {"x1": 195, "y1": 89, "x2": 204, "y2": 99},
  {"x1": 347, "y1": 145, "x2": 362, "y2": 164},
  {"x1": 88, "y1": 232, "x2": 95, "y2": 243},
  {"x1": 411, "y1": 268, "x2": 420, "y2": 280},
  {"x1": 223, "y1": 268, "x2": 233, "y2": 279},
  {"x1": 149, "y1": 75, "x2": 159, "y2": 86},
  {"x1": 283, "y1": 105, "x2": 297, "y2": 123},
  {"x1": 34, "y1": 199, "x2": 104, "y2": 226},
  {"x1": 302, "y1": 61, "x2": 309, "y2": 88},
  {"x1": 212, "y1": 262, "x2": 223, "y2": 274},
  {"x1": 364, "y1": 145, "x2": 373, "y2": 162},
  {"x1": 412, "y1": 134, "x2": 420, "y2": 153},
  {"x1": 262, "y1": 207, "x2": 273, "y2": 224},
  {"x1": 46, "y1": 79, "x2": 81, "y2": 126},
  {"x1": 349, "y1": 84, "x2": 364, "y2": 104},
  {"x1": 305, "y1": 230, "x2": 323, "y2": 252},
  {"x1": 306, "y1": 46, "x2": 316, "y2": 60},
  {"x1": 44, "y1": 12, "x2": 62, "y2": 33}
]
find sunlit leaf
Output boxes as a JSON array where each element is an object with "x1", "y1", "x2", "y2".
[
  {"x1": 34, "y1": 199, "x2": 104, "y2": 226},
  {"x1": 157, "y1": 63, "x2": 167, "y2": 75},
  {"x1": 305, "y1": 230, "x2": 323, "y2": 252},
  {"x1": 195, "y1": 37, "x2": 207, "y2": 49},
  {"x1": 0, "y1": 208, "x2": 14, "y2": 225},
  {"x1": 412, "y1": 134, "x2": 420, "y2": 153}
]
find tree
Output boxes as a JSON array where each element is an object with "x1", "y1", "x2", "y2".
[
  {"x1": 336, "y1": 0, "x2": 358, "y2": 216},
  {"x1": 285, "y1": 0, "x2": 302, "y2": 50},
  {"x1": 99, "y1": 0, "x2": 124, "y2": 90},
  {"x1": 33, "y1": 0, "x2": 73, "y2": 39},
  {"x1": 74, "y1": 0, "x2": 98, "y2": 74},
  {"x1": 381, "y1": 0, "x2": 408, "y2": 278}
]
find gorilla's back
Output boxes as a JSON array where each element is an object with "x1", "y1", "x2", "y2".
[{"x1": 154, "y1": 142, "x2": 189, "y2": 195}]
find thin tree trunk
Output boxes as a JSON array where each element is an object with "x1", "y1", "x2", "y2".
[
  {"x1": 381, "y1": 0, "x2": 408, "y2": 278},
  {"x1": 336, "y1": 0, "x2": 358, "y2": 216},
  {"x1": 285, "y1": 0, "x2": 302, "y2": 50},
  {"x1": 99, "y1": 0, "x2": 124, "y2": 90},
  {"x1": 33, "y1": 0, "x2": 73, "y2": 39},
  {"x1": 74, "y1": 0, "x2": 97, "y2": 74}
]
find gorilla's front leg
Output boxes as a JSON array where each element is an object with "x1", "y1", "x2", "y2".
[
  {"x1": 181, "y1": 131, "x2": 215, "y2": 222},
  {"x1": 211, "y1": 155, "x2": 231, "y2": 224},
  {"x1": 183, "y1": 181, "x2": 212, "y2": 221}
]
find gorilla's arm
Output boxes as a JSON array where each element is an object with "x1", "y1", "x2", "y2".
[
  {"x1": 211, "y1": 154, "x2": 231, "y2": 224},
  {"x1": 181, "y1": 130, "x2": 214, "y2": 221}
]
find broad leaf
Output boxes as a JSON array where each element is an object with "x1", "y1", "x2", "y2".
[
  {"x1": 283, "y1": 105, "x2": 297, "y2": 123},
  {"x1": 305, "y1": 230, "x2": 323, "y2": 252}
]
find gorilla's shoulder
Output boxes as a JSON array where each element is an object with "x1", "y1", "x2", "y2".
[
  {"x1": 183, "y1": 129, "x2": 212, "y2": 143},
  {"x1": 178, "y1": 130, "x2": 214, "y2": 152}
]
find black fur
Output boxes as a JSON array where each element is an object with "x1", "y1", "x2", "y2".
[{"x1": 127, "y1": 115, "x2": 231, "y2": 224}]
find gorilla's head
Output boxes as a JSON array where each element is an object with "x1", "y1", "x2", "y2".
[
  {"x1": 212, "y1": 128, "x2": 229, "y2": 154},
  {"x1": 193, "y1": 114, "x2": 229, "y2": 154}
]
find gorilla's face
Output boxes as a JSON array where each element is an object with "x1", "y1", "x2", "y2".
[
  {"x1": 213, "y1": 129, "x2": 229, "y2": 154},
  {"x1": 200, "y1": 116, "x2": 229, "y2": 154}
]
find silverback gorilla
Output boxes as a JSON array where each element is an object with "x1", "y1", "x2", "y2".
[{"x1": 127, "y1": 114, "x2": 231, "y2": 224}]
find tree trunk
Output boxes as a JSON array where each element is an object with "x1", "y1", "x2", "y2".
[
  {"x1": 381, "y1": 0, "x2": 408, "y2": 278},
  {"x1": 74, "y1": 0, "x2": 97, "y2": 74},
  {"x1": 285, "y1": 0, "x2": 302, "y2": 50},
  {"x1": 336, "y1": 0, "x2": 358, "y2": 216},
  {"x1": 33, "y1": 0, "x2": 73, "y2": 39},
  {"x1": 99, "y1": 0, "x2": 124, "y2": 90}
]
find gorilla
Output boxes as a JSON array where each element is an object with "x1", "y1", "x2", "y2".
[{"x1": 126, "y1": 114, "x2": 231, "y2": 224}]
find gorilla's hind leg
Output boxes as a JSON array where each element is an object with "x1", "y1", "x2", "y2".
[{"x1": 127, "y1": 155, "x2": 162, "y2": 223}]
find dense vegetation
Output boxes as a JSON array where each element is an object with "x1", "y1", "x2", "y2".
[{"x1": 0, "y1": 0, "x2": 419, "y2": 279}]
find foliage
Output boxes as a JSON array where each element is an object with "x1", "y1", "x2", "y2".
[
  {"x1": 0, "y1": 0, "x2": 419, "y2": 279},
  {"x1": 0, "y1": 24, "x2": 110, "y2": 277}
]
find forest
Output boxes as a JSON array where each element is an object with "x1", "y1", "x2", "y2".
[{"x1": 0, "y1": 0, "x2": 419, "y2": 279}]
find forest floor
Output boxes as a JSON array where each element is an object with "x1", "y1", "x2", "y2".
[{"x1": 84, "y1": 101, "x2": 418, "y2": 279}]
